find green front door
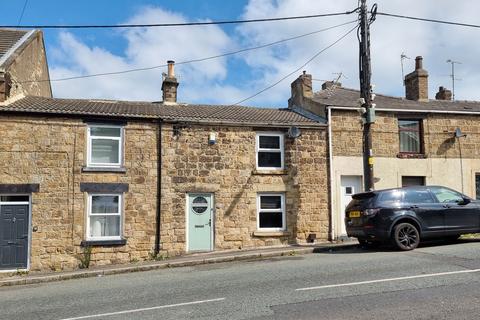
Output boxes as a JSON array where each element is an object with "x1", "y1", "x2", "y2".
[{"x1": 188, "y1": 193, "x2": 213, "y2": 251}]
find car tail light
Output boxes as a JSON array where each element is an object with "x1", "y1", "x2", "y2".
[{"x1": 363, "y1": 208, "x2": 380, "y2": 217}]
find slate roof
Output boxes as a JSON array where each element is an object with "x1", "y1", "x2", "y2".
[
  {"x1": 312, "y1": 87, "x2": 480, "y2": 113},
  {"x1": 0, "y1": 29, "x2": 29, "y2": 63},
  {"x1": 1, "y1": 96, "x2": 324, "y2": 127}
]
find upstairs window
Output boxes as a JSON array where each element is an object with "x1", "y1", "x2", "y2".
[
  {"x1": 87, "y1": 125, "x2": 123, "y2": 167},
  {"x1": 256, "y1": 133, "x2": 284, "y2": 170},
  {"x1": 398, "y1": 119, "x2": 422, "y2": 153}
]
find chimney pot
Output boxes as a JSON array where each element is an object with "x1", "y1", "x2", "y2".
[
  {"x1": 167, "y1": 60, "x2": 175, "y2": 78},
  {"x1": 415, "y1": 56, "x2": 423, "y2": 70},
  {"x1": 162, "y1": 60, "x2": 179, "y2": 103}
]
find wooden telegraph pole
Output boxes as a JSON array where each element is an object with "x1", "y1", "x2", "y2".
[{"x1": 359, "y1": 0, "x2": 376, "y2": 191}]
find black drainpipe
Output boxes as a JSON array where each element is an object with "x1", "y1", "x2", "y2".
[{"x1": 154, "y1": 119, "x2": 162, "y2": 255}]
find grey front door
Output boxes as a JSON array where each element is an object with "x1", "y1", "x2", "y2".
[{"x1": 0, "y1": 205, "x2": 29, "y2": 269}]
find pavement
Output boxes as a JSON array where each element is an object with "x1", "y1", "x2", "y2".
[{"x1": 0, "y1": 240, "x2": 359, "y2": 287}]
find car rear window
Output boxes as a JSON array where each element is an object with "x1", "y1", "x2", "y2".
[
  {"x1": 377, "y1": 190, "x2": 403, "y2": 206},
  {"x1": 404, "y1": 189, "x2": 436, "y2": 204}
]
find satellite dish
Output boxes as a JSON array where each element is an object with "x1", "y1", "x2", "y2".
[{"x1": 288, "y1": 126, "x2": 301, "y2": 138}]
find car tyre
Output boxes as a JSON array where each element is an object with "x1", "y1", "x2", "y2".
[{"x1": 392, "y1": 222, "x2": 420, "y2": 251}]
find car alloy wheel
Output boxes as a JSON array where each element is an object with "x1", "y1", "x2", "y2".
[{"x1": 393, "y1": 222, "x2": 419, "y2": 251}]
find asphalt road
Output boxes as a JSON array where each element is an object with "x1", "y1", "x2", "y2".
[{"x1": 1, "y1": 240, "x2": 480, "y2": 320}]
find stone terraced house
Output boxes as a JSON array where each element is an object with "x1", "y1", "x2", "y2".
[
  {"x1": 289, "y1": 56, "x2": 480, "y2": 240},
  {"x1": 0, "y1": 38, "x2": 329, "y2": 272}
]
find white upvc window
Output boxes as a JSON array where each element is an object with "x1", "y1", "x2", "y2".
[
  {"x1": 87, "y1": 125, "x2": 123, "y2": 167},
  {"x1": 87, "y1": 194, "x2": 122, "y2": 241},
  {"x1": 257, "y1": 193, "x2": 286, "y2": 231},
  {"x1": 256, "y1": 133, "x2": 284, "y2": 170}
]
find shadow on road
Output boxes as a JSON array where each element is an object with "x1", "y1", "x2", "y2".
[{"x1": 314, "y1": 238, "x2": 480, "y2": 255}]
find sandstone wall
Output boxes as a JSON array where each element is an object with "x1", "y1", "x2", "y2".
[
  {"x1": 331, "y1": 109, "x2": 480, "y2": 159},
  {"x1": 160, "y1": 124, "x2": 329, "y2": 257},
  {"x1": 7, "y1": 32, "x2": 52, "y2": 98},
  {"x1": 0, "y1": 116, "x2": 158, "y2": 271},
  {"x1": 0, "y1": 115, "x2": 328, "y2": 272}
]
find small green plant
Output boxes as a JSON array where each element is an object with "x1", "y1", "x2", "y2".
[
  {"x1": 15, "y1": 270, "x2": 29, "y2": 276},
  {"x1": 148, "y1": 251, "x2": 168, "y2": 261},
  {"x1": 78, "y1": 246, "x2": 92, "y2": 269},
  {"x1": 130, "y1": 257, "x2": 139, "y2": 263}
]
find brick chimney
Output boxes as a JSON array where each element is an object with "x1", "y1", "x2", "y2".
[
  {"x1": 288, "y1": 71, "x2": 313, "y2": 108},
  {"x1": 404, "y1": 56, "x2": 429, "y2": 101},
  {"x1": 162, "y1": 60, "x2": 179, "y2": 103},
  {"x1": 435, "y1": 86, "x2": 452, "y2": 101}
]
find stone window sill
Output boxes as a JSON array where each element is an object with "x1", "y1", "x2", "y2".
[
  {"x1": 252, "y1": 169, "x2": 287, "y2": 175},
  {"x1": 81, "y1": 239, "x2": 127, "y2": 247},
  {"x1": 396, "y1": 153, "x2": 427, "y2": 159},
  {"x1": 253, "y1": 231, "x2": 291, "y2": 237},
  {"x1": 82, "y1": 166, "x2": 127, "y2": 173}
]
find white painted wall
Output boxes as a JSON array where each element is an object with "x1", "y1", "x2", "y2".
[{"x1": 331, "y1": 156, "x2": 480, "y2": 239}]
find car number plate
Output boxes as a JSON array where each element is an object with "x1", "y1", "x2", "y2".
[{"x1": 349, "y1": 211, "x2": 361, "y2": 218}]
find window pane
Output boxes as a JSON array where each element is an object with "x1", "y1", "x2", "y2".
[
  {"x1": 260, "y1": 196, "x2": 282, "y2": 209},
  {"x1": 90, "y1": 216, "x2": 120, "y2": 237},
  {"x1": 378, "y1": 190, "x2": 403, "y2": 206},
  {"x1": 259, "y1": 212, "x2": 283, "y2": 228},
  {"x1": 404, "y1": 189, "x2": 434, "y2": 204},
  {"x1": 91, "y1": 139, "x2": 120, "y2": 164},
  {"x1": 399, "y1": 120, "x2": 420, "y2": 130},
  {"x1": 0, "y1": 195, "x2": 29, "y2": 202},
  {"x1": 399, "y1": 131, "x2": 420, "y2": 153},
  {"x1": 431, "y1": 188, "x2": 463, "y2": 203},
  {"x1": 90, "y1": 127, "x2": 121, "y2": 137},
  {"x1": 258, "y1": 152, "x2": 281, "y2": 168},
  {"x1": 91, "y1": 196, "x2": 119, "y2": 214},
  {"x1": 259, "y1": 136, "x2": 280, "y2": 149},
  {"x1": 402, "y1": 176, "x2": 425, "y2": 187}
]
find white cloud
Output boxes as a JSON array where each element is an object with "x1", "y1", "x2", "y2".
[
  {"x1": 50, "y1": 6, "x2": 236, "y2": 103},
  {"x1": 49, "y1": 1, "x2": 480, "y2": 106}
]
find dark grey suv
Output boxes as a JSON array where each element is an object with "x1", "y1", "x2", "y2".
[{"x1": 345, "y1": 186, "x2": 480, "y2": 250}]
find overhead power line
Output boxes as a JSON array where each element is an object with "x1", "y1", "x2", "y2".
[
  {"x1": 2, "y1": 11, "x2": 358, "y2": 29},
  {"x1": 230, "y1": 23, "x2": 359, "y2": 106},
  {"x1": 17, "y1": 0, "x2": 29, "y2": 27},
  {"x1": 377, "y1": 12, "x2": 480, "y2": 29},
  {"x1": 16, "y1": 20, "x2": 358, "y2": 84}
]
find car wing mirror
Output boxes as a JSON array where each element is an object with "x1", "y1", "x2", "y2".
[{"x1": 460, "y1": 197, "x2": 471, "y2": 205}]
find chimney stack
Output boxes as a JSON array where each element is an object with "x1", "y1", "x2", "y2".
[
  {"x1": 435, "y1": 86, "x2": 452, "y2": 101},
  {"x1": 162, "y1": 60, "x2": 179, "y2": 103},
  {"x1": 288, "y1": 71, "x2": 313, "y2": 108},
  {"x1": 404, "y1": 56, "x2": 429, "y2": 101}
]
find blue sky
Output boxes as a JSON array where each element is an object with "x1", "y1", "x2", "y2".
[{"x1": 4, "y1": 1, "x2": 480, "y2": 106}]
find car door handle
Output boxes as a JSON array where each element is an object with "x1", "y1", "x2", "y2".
[
  {"x1": 409, "y1": 205, "x2": 419, "y2": 209},
  {"x1": 7, "y1": 241, "x2": 15, "y2": 245},
  {"x1": 443, "y1": 204, "x2": 451, "y2": 208}
]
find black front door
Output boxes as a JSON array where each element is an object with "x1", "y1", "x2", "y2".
[{"x1": 0, "y1": 205, "x2": 29, "y2": 269}]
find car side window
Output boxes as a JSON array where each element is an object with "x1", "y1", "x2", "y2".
[
  {"x1": 377, "y1": 190, "x2": 403, "y2": 206},
  {"x1": 404, "y1": 189, "x2": 435, "y2": 204},
  {"x1": 430, "y1": 187, "x2": 463, "y2": 203}
]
